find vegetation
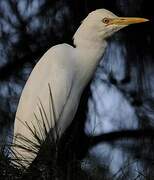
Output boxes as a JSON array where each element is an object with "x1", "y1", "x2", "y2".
[{"x1": 0, "y1": 0, "x2": 154, "y2": 179}]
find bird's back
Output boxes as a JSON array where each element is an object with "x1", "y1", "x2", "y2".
[{"x1": 13, "y1": 43, "x2": 80, "y2": 166}]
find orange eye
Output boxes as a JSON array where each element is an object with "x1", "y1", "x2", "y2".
[{"x1": 102, "y1": 18, "x2": 110, "y2": 24}]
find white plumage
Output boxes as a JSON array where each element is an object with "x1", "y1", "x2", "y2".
[{"x1": 12, "y1": 9, "x2": 148, "y2": 167}]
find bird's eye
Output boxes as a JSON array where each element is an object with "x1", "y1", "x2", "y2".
[{"x1": 102, "y1": 18, "x2": 110, "y2": 24}]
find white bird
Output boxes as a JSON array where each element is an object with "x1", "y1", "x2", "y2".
[{"x1": 12, "y1": 9, "x2": 148, "y2": 167}]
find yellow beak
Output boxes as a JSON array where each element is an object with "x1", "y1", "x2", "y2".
[{"x1": 110, "y1": 17, "x2": 149, "y2": 25}]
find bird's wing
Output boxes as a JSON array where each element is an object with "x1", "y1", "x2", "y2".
[{"x1": 12, "y1": 44, "x2": 77, "y2": 166}]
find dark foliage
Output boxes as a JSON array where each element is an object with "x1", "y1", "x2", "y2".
[{"x1": 1, "y1": 0, "x2": 154, "y2": 179}]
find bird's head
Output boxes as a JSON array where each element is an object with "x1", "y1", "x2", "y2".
[{"x1": 74, "y1": 9, "x2": 149, "y2": 47}]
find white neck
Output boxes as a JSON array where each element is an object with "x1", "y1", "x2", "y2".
[{"x1": 73, "y1": 36, "x2": 107, "y2": 86}]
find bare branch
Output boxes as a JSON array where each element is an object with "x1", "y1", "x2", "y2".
[{"x1": 88, "y1": 129, "x2": 154, "y2": 147}]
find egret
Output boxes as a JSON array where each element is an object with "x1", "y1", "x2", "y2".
[{"x1": 12, "y1": 9, "x2": 148, "y2": 167}]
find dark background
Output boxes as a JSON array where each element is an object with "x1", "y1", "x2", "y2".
[{"x1": 0, "y1": 0, "x2": 154, "y2": 179}]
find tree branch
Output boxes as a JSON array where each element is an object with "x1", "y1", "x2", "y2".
[{"x1": 88, "y1": 129, "x2": 154, "y2": 147}]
